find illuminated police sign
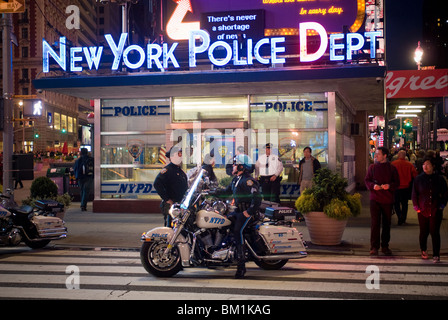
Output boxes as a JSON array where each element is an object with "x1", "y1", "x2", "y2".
[
  {"x1": 101, "y1": 104, "x2": 170, "y2": 117},
  {"x1": 42, "y1": 22, "x2": 381, "y2": 73}
]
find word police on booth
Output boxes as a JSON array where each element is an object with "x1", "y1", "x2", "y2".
[{"x1": 43, "y1": 22, "x2": 381, "y2": 72}]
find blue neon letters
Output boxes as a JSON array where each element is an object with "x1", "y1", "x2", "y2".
[{"x1": 42, "y1": 22, "x2": 381, "y2": 73}]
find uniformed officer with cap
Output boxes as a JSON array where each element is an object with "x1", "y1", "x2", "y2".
[
  {"x1": 226, "y1": 154, "x2": 262, "y2": 279},
  {"x1": 255, "y1": 143, "x2": 283, "y2": 203},
  {"x1": 154, "y1": 146, "x2": 188, "y2": 227}
]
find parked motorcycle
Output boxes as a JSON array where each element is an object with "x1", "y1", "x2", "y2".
[
  {"x1": 0, "y1": 191, "x2": 67, "y2": 249},
  {"x1": 140, "y1": 169, "x2": 307, "y2": 277}
]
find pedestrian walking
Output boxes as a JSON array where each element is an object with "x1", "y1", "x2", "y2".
[
  {"x1": 412, "y1": 156, "x2": 448, "y2": 263},
  {"x1": 365, "y1": 147, "x2": 400, "y2": 256},
  {"x1": 154, "y1": 147, "x2": 188, "y2": 227},
  {"x1": 297, "y1": 146, "x2": 321, "y2": 194},
  {"x1": 392, "y1": 150, "x2": 417, "y2": 225},
  {"x1": 73, "y1": 148, "x2": 94, "y2": 211},
  {"x1": 255, "y1": 143, "x2": 283, "y2": 203}
]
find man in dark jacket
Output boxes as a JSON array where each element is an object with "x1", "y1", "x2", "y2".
[
  {"x1": 365, "y1": 147, "x2": 400, "y2": 256},
  {"x1": 73, "y1": 148, "x2": 94, "y2": 211},
  {"x1": 154, "y1": 147, "x2": 188, "y2": 227}
]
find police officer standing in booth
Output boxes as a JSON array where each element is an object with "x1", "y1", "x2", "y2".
[
  {"x1": 255, "y1": 143, "x2": 283, "y2": 203},
  {"x1": 226, "y1": 154, "x2": 262, "y2": 279},
  {"x1": 154, "y1": 146, "x2": 188, "y2": 227}
]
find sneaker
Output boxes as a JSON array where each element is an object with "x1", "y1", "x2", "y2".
[
  {"x1": 381, "y1": 247, "x2": 392, "y2": 256},
  {"x1": 433, "y1": 256, "x2": 440, "y2": 263},
  {"x1": 370, "y1": 248, "x2": 378, "y2": 256},
  {"x1": 421, "y1": 251, "x2": 429, "y2": 259}
]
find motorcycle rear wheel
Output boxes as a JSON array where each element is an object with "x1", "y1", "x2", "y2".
[
  {"x1": 24, "y1": 239, "x2": 51, "y2": 249},
  {"x1": 254, "y1": 259, "x2": 288, "y2": 270},
  {"x1": 140, "y1": 241, "x2": 182, "y2": 277}
]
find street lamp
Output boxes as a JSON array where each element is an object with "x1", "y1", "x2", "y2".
[{"x1": 414, "y1": 41, "x2": 423, "y2": 70}]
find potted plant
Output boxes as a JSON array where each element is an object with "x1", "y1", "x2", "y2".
[{"x1": 295, "y1": 168, "x2": 361, "y2": 245}]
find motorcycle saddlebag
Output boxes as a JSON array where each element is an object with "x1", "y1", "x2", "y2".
[
  {"x1": 258, "y1": 225, "x2": 306, "y2": 254},
  {"x1": 31, "y1": 216, "x2": 67, "y2": 238},
  {"x1": 264, "y1": 207, "x2": 295, "y2": 221}
]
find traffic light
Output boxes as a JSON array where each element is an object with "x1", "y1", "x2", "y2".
[
  {"x1": 61, "y1": 127, "x2": 67, "y2": 133},
  {"x1": 403, "y1": 119, "x2": 413, "y2": 133},
  {"x1": 34, "y1": 133, "x2": 39, "y2": 138}
]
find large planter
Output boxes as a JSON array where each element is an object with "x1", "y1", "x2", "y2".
[{"x1": 304, "y1": 211, "x2": 348, "y2": 245}]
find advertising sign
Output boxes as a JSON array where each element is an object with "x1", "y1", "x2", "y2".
[
  {"x1": 386, "y1": 69, "x2": 448, "y2": 99},
  {"x1": 201, "y1": 9, "x2": 265, "y2": 41}
]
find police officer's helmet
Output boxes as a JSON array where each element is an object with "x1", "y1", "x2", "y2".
[{"x1": 235, "y1": 154, "x2": 252, "y2": 172}]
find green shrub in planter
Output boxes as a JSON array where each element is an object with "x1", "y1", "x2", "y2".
[
  {"x1": 295, "y1": 168, "x2": 362, "y2": 220},
  {"x1": 30, "y1": 177, "x2": 58, "y2": 199}
]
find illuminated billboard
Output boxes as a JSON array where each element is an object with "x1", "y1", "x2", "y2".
[
  {"x1": 201, "y1": 9, "x2": 265, "y2": 41},
  {"x1": 168, "y1": 0, "x2": 365, "y2": 40}
]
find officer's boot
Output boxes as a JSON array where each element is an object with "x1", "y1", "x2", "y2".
[{"x1": 234, "y1": 244, "x2": 246, "y2": 279}]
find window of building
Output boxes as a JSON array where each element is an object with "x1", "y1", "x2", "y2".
[
  {"x1": 21, "y1": 47, "x2": 28, "y2": 58},
  {"x1": 173, "y1": 96, "x2": 248, "y2": 122},
  {"x1": 61, "y1": 114, "x2": 67, "y2": 132},
  {"x1": 68, "y1": 116, "x2": 73, "y2": 133},
  {"x1": 100, "y1": 98, "x2": 171, "y2": 199},
  {"x1": 250, "y1": 93, "x2": 328, "y2": 130},
  {"x1": 21, "y1": 28, "x2": 28, "y2": 39},
  {"x1": 54, "y1": 112, "x2": 60, "y2": 130},
  {"x1": 21, "y1": 68, "x2": 29, "y2": 80}
]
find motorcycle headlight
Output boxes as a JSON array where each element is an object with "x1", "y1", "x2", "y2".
[
  {"x1": 168, "y1": 204, "x2": 181, "y2": 219},
  {"x1": 212, "y1": 200, "x2": 227, "y2": 215}
]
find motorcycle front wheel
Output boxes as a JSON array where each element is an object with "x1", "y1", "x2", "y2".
[{"x1": 140, "y1": 241, "x2": 182, "y2": 277}]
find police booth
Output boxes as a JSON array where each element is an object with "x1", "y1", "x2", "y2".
[{"x1": 34, "y1": 1, "x2": 386, "y2": 212}]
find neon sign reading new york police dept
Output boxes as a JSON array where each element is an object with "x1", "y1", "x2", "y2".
[{"x1": 42, "y1": 22, "x2": 381, "y2": 73}]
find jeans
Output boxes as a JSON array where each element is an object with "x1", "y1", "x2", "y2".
[
  {"x1": 78, "y1": 177, "x2": 93, "y2": 209},
  {"x1": 370, "y1": 200, "x2": 393, "y2": 250}
]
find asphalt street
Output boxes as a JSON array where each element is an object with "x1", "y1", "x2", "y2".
[{"x1": 10, "y1": 165, "x2": 448, "y2": 257}]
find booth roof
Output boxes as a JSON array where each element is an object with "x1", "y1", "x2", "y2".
[{"x1": 34, "y1": 65, "x2": 386, "y2": 115}]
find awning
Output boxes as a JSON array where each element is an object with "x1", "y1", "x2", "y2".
[{"x1": 34, "y1": 65, "x2": 386, "y2": 114}]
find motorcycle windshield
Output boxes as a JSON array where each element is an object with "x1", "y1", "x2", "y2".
[{"x1": 180, "y1": 169, "x2": 204, "y2": 210}]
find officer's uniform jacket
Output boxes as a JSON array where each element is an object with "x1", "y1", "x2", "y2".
[
  {"x1": 255, "y1": 154, "x2": 283, "y2": 178},
  {"x1": 154, "y1": 162, "x2": 188, "y2": 203},
  {"x1": 227, "y1": 172, "x2": 262, "y2": 215}
]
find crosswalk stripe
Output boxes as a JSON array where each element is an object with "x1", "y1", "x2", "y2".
[{"x1": 1, "y1": 249, "x2": 447, "y2": 300}]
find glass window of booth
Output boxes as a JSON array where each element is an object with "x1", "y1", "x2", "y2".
[
  {"x1": 250, "y1": 93, "x2": 328, "y2": 130},
  {"x1": 173, "y1": 96, "x2": 248, "y2": 122},
  {"x1": 100, "y1": 98, "x2": 171, "y2": 199}
]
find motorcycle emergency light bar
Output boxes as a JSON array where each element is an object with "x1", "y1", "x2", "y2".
[{"x1": 181, "y1": 169, "x2": 204, "y2": 210}]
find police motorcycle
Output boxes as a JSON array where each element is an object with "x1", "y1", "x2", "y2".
[
  {"x1": 140, "y1": 169, "x2": 307, "y2": 277},
  {"x1": 0, "y1": 190, "x2": 67, "y2": 249}
]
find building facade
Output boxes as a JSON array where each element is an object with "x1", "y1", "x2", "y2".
[{"x1": 34, "y1": 0, "x2": 387, "y2": 212}]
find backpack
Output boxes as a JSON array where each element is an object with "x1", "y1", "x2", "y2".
[{"x1": 82, "y1": 156, "x2": 94, "y2": 177}]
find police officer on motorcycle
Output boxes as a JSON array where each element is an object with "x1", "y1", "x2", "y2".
[
  {"x1": 154, "y1": 147, "x2": 188, "y2": 227},
  {"x1": 227, "y1": 154, "x2": 262, "y2": 279}
]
